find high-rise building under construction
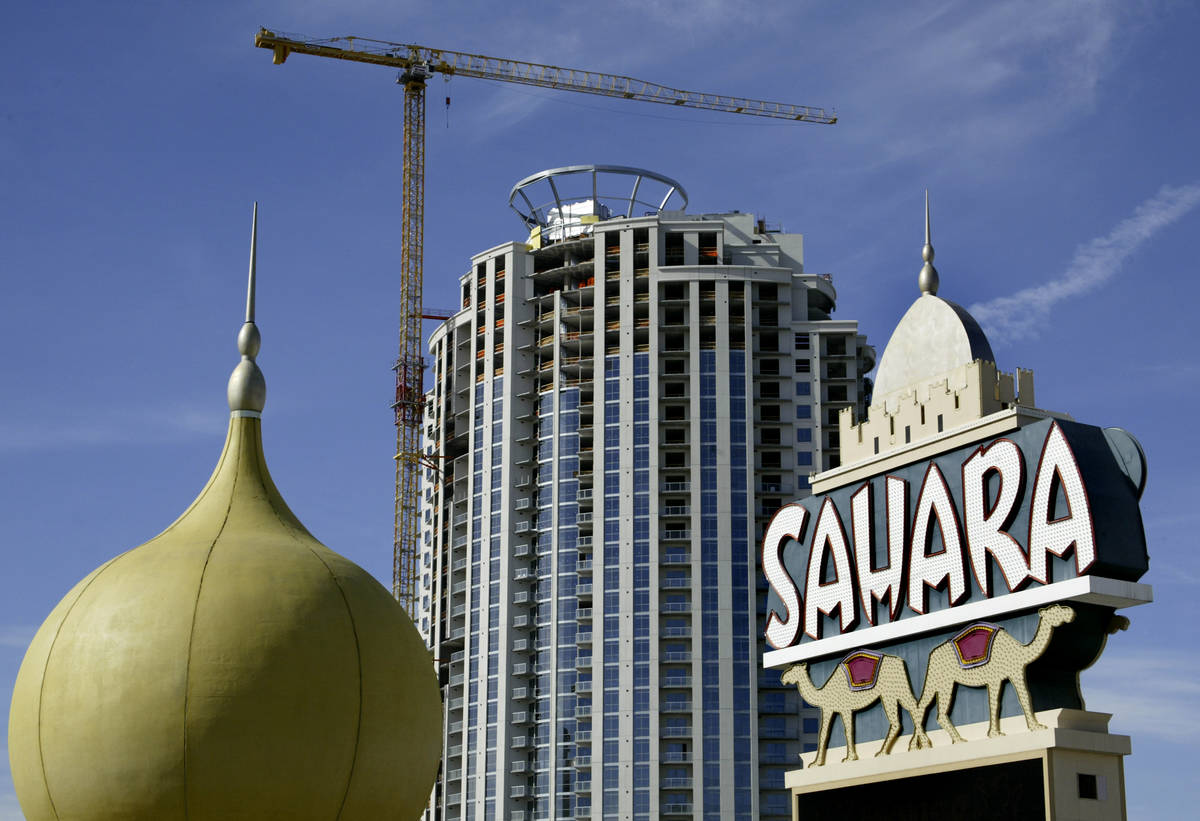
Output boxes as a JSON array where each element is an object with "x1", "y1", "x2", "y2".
[{"x1": 418, "y1": 165, "x2": 875, "y2": 820}]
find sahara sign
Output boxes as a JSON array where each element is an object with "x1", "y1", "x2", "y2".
[{"x1": 762, "y1": 417, "x2": 1149, "y2": 666}]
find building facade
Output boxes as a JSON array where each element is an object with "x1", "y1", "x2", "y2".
[{"x1": 418, "y1": 166, "x2": 874, "y2": 820}]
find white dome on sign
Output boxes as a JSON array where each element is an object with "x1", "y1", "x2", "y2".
[{"x1": 871, "y1": 193, "x2": 995, "y2": 405}]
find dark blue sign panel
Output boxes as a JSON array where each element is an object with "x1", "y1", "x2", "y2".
[{"x1": 763, "y1": 418, "x2": 1148, "y2": 653}]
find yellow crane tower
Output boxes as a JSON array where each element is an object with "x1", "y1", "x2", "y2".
[{"x1": 253, "y1": 28, "x2": 837, "y2": 618}]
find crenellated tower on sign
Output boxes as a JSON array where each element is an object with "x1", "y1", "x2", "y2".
[{"x1": 761, "y1": 194, "x2": 1151, "y2": 821}]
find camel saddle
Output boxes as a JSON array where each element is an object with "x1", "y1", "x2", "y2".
[
  {"x1": 951, "y1": 622, "x2": 1001, "y2": 669},
  {"x1": 839, "y1": 650, "x2": 885, "y2": 691}
]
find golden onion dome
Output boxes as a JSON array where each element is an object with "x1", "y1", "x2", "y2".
[{"x1": 8, "y1": 206, "x2": 442, "y2": 820}]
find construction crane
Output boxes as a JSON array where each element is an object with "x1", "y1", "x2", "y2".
[{"x1": 254, "y1": 28, "x2": 836, "y2": 618}]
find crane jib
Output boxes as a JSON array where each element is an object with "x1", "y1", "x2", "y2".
[{"x1": 254, "y1": 29, "x2": 837, "y2": 123}]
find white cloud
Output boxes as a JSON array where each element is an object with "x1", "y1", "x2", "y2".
[
  {"x1": 0, "y1": 747, "x2": 18, "y2": 821},
  {"x1": 0, "y1": 626, "x2": 35, "y2": 649},
  {"x1": 245, "y1": 0, "x2": 1142, "y2": 161},
  {"x1": 457, "y1": 83, "x2": 567, "y2": 135},
  {"x1": 0, "y1": 401, "x2": 227, "y2": 453},
  {"x1": 834, "y1": 0, "x2": 1134, "y2": 166},
  {"x1": 968, "y1": 181, "x2": 1200, "y2": 341},
  {"x1": 1084, "y1": 648, "x2": 1200, "y2": 742},
  {"x1": 614, "y1": 0, "x2": 756, "y2": 37}
]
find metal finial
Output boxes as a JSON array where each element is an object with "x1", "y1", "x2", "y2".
[
  {"x1": 228, "y1": 203, "x2": 266, "y2": 414},
  {"x1": 919, "y1": 189, "x2": 940, "y2": 295},
  {"x1": 245, "y1": 202, "x2": 257, "y2": 324}
]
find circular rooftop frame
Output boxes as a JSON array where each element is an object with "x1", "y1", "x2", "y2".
[{"x1": 509, "y1": 165, "x2": 688, "y2": 245}]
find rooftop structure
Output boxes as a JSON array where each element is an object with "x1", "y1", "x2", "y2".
[{"x1": 510, "y1": 165, "x2": 688, "y2": 245}]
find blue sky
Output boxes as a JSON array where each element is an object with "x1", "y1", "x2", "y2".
[{"x1": 3, "y1": 1, "x2": 1198, "y2": 816}]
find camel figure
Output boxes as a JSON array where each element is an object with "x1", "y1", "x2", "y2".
[
  {"x1": 782, "y1": 651, "x2": 929, "y2": 766},
  {"x1": 914, "y1": 603, "x2": 1075, "y2": 743}
]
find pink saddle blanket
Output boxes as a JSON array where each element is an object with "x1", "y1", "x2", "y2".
[
  {"x1": 839, "y1": 650, "x2": 884, "y2": 691},
  {"x1": 951, "y1": 623, "x2": 1000, "y2": 669}
]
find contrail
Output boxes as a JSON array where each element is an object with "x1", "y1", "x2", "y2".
[{"x1": 969, "y1": 181, "x2": 1200, "y2": 341}]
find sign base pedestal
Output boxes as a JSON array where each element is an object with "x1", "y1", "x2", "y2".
[{"x1": 785, "y1": 709, "x2": 1128, "y2": 821}]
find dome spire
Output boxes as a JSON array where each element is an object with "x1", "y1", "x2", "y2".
[
  {"x1": 245, "y1": 201, "x2": 257, "y2": 324},
  {"x1": 227, "y1": 203, "x2": 267, "y2": 414},
  {"x1": 919, "y1": 189, "x2": 939, "y2": 296}
]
